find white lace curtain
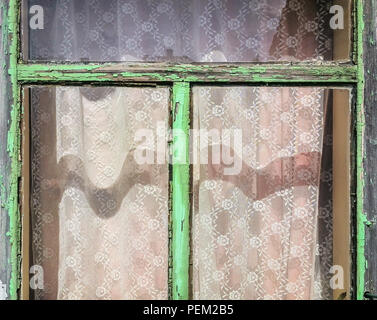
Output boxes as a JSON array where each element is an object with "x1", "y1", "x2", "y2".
[
  {"x1": 31, "y1": 86, "x2": 333, "y2": 300},
  {"x1": 31, "y1": 87, "x2": 170, "y2": 299},
  {"x1": 192, "y1": 87, "x2": 333, "y2": 300},
  {"x1": 28, "y1": 0, "x2": 333, "y2": 62},
  {"x1": 29, "y1": 0, "x2": 335, "y2": 301}
]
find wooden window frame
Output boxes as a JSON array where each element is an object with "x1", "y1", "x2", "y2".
[{"x1": 2, "y1": 0, "x2": 373, "y2": 300}]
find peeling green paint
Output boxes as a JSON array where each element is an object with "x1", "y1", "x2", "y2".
[
  {"x1": 365, "y1": 220, "x2": 374, "y2": 227},
  {"x1": 356, "y1": 0, "x2": 366, "y2": 301},
  {"x1": 171, "y1": 82, "x2": 190, "y2": 300},
  {"x1": 6, "y1": 0, "x2": 21, "y2": 300},
  {"x1": 0, "y1": 0, "x2": 369, "y2": 301},
  {"x1": 16, "y1": 63, "x2": 358, "y2": 84}
]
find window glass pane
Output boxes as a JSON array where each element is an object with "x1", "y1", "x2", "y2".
[
  {"x1": 29, "y1": 86, "x2": 170, "y2": 300},
  {"x1": 191, "y1": 86, "x2": 351, "y2": 300},
  {"x1": 24, "y1": 0, "x2": 351, "y2": 62}
]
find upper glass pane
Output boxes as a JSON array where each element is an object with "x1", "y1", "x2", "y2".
[{"x1": 24, "y1": 0, "x2": 351, "y2": 62}]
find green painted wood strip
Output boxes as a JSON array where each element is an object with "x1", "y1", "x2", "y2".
[
  {"x1": 17, "y1": 63, "x2": 358, "y2": 84},
  {"x1": 6, "y1": 0, "x2": 22, "y2": 300},
  {"x1": 356, "y1": 0, "x2": 366, "y2": 301},
  {"x1": 171, "y1": 82, "x2": 190, "y2": 300}
]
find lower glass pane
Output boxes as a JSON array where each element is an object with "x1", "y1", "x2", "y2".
[
  {"x1": 191, "y1": 86, "x2": 351, "y2": 300},
  {"x1": 28, "y1": 86, "x2": 170, "y2": 300}
]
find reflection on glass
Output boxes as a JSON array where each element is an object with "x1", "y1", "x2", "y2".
[
  {"x1": 191, "y1": 87, "x2": 351, "y2": 300},
  {"x1": 25, "y1": 0, "x2": 351, "y2": 62},
  {"x1": 29, "y1": 86, "x2": 170, "y2": 299}
]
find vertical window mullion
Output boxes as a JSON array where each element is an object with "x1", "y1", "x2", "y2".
[{"x1": 171, "y1": 82, "x2": 191, "y2": 300}]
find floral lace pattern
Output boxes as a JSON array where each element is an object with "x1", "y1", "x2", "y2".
[
  {"x1": 28, "y1": 0, "x2": 333, "y2": 62},
  {"x1": 30, "y1": 87, "x2": 170, "y2": 299},
  {"x1": 192, "y1": 87, "x2": 333, "y2": 300},
  {"x1": 30, "y1": 86, "x2": 336, "y2": 300}
]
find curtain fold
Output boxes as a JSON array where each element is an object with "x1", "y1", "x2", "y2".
[
  {"x1": 192, "y1": 87, "x2": 333, "y2": 300},
  {"x1": 31, "y1": 87, "x2": 170, "y2": 299}
]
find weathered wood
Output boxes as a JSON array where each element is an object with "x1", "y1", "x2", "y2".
[
  {"x1": 0, "y1": 0, "x2": 21, "y2": 301},
  {"x1": 17, "y1": 62, "x2": 358, "y2": 84},
  {"x1": 171, "y1": 83, "x2": 190, "y2": 300},
  {"x1": 0, "y1": 0, "x2": 371, "y2": 301},
  {"x1": 0, "y1": 0, "x2": 12, "y2": 300},
  {"x1": 362, "y1": 0, "x2": 377, "y2": 299}
]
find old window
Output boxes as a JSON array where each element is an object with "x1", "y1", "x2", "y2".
[{"x1": 0, "y1": 0, "x2": 365, "y2": 300}]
